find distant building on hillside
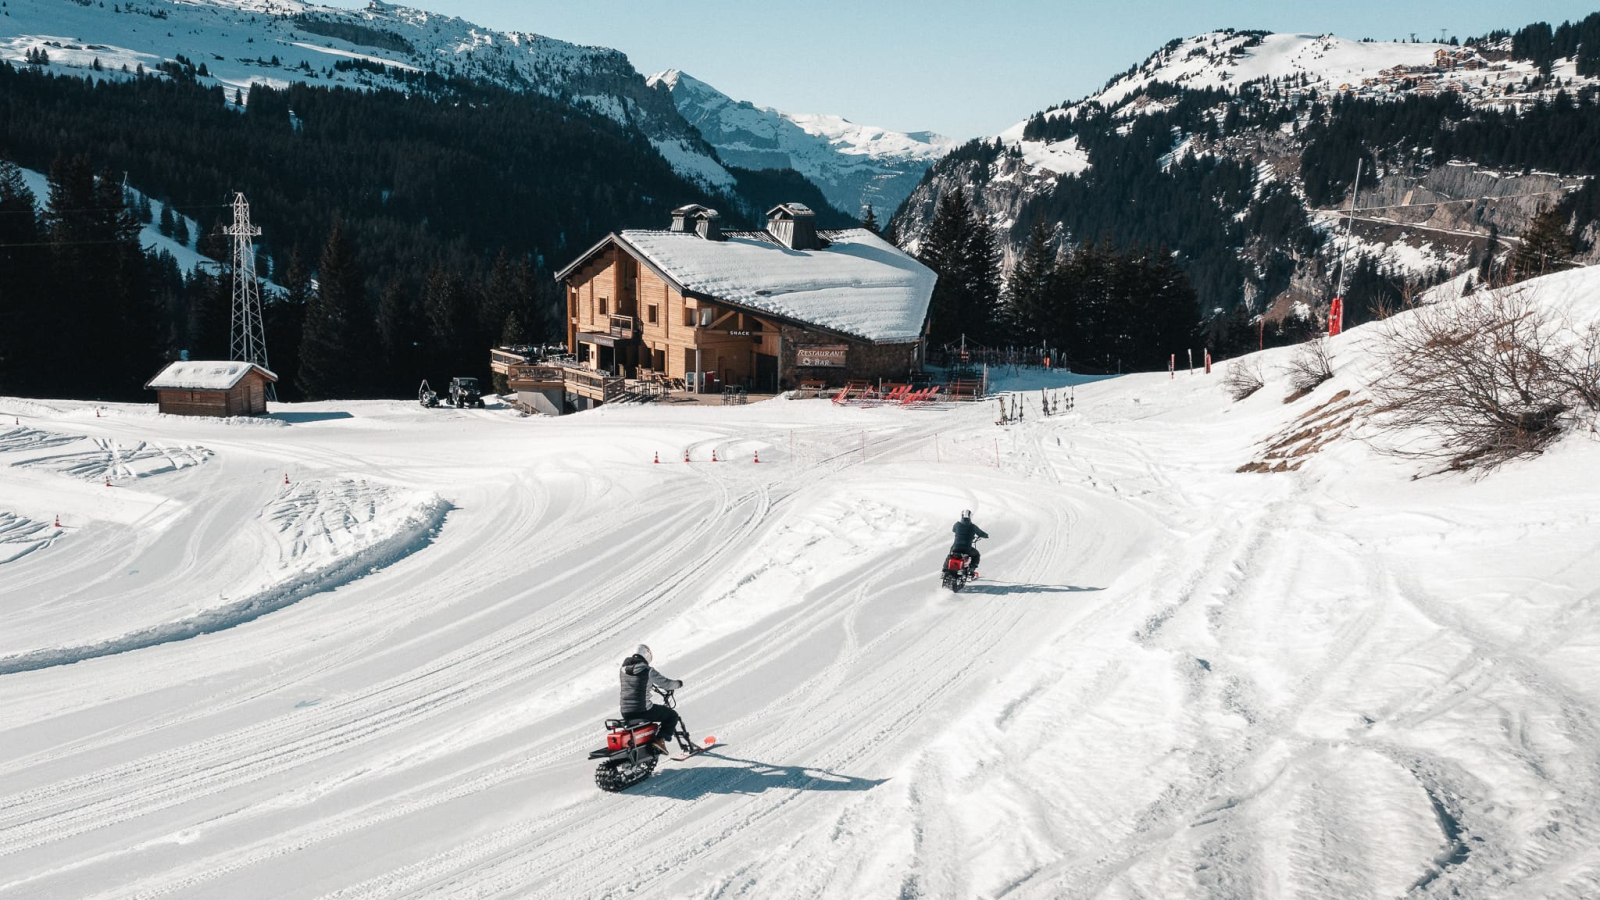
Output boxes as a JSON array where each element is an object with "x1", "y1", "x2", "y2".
[
  {"x1": 550, "y1": 203, "x2": 935, "y2": 406},
  {"x1": 145, "y1": 361, "x2": 276, "y2": 417}
]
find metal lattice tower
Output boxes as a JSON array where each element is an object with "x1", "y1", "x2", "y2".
[{"x1": 223, "y1": 192, "x2": 275, "y2": 401}]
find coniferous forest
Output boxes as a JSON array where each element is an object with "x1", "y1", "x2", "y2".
[{"x1": 0, "y1": 62, "x2": 847, "y2": 401}]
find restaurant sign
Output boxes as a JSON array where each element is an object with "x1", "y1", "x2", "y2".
[{"x1": 796, "y1": 344, "x2": 848, "y2": 367}]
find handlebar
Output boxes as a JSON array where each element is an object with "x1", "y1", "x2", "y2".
[{"x1": 652, "y1": 686, "x2": 677, "y2": 708}]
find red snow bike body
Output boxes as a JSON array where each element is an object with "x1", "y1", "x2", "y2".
[
  {"x1": 588, "y1": 688, "x2": 702, "y2": 792},
  {"x1": 942, "y1": 550, "x2": 975, "y2": 592}
]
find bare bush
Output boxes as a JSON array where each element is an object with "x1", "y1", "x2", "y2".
[
  {"x1": 1372, "y1": 287, "x2": 1597, "y2": 470},
  {"x1": 1223, "y1": 358, "x2": 1265, "y2": 401},
  {"x1": 1284, "y1": 338, "x2": 1334, "y2": 396},
  {"x1": 1554, "y1": 320, "x2": 1600, "y2": 415}
]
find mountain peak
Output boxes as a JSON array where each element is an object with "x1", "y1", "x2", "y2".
[{"x1": 653, "y1": 69, "x2": 952, "y2": 215}]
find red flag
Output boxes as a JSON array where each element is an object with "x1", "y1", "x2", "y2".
[{"x1": 1329, "y1": 296, "x2": 1345, "y2": 337}]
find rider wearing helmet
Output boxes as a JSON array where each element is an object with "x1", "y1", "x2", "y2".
[
  {"x1": 619, "y1": 643, "x2": 683, "y2": 752},
  {"x1": 949, "y1": 510, "x2": 989, "y2": 578}
]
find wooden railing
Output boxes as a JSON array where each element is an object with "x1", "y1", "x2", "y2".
[
  {"x1": 506, "y1": 364, "x2": 564, "y2": 389},
  {"x1": 608, "y1": 315, "x2": 636, "y2": 340},
  {"x1": 562, "y1": 365, "x2": 626, "y2": 402},
  {"x1": 490, "y1": 348, "x2": 529, "y2": 375}
]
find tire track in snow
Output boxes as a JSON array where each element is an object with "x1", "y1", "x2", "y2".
[{"x1": 1, "y1": 456, "x2": 790, "y2": 894}]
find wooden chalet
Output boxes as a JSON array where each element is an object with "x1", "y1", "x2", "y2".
[
  {"x1": 144, "y1": 361, "x2": 276, "y2": 417},
  {"x1": 552, "y1": 203, "x2": 935, "y2": 405}
]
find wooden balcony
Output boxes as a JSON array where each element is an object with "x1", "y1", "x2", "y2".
[
  {"x1": 506, "y1": 364, "x2": 565, "y2": 391},
  {"x1": 562, "y1": 365, "x2": 626, "y2": 402},
  {"x1": 490, "y1": 347, "x2": 530, "y2": 375},
  {"x1": 608, "y1": 315, "x2": 636, "y2": 340}
]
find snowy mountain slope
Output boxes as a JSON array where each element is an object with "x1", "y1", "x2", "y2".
[
  {"x1": 650, "y1": 68, "x2": 955, "y2": 217},
  {"x1": 2, "y1": 268, "x2": 1598, "y2": 897},
  {"x1": 0, "y1": 0, "x2": 735, "y2": 189},
  {"x1": 894, "y1": 24, "x2": 1596, "y2": 311},
  {"x1": 1006, "y1": 30, "x2": 1565, "y2": 180}
]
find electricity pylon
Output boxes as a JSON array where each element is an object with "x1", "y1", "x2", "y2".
[{"x1": 223, "y1": 192, "x2": 275, "y2": 401}]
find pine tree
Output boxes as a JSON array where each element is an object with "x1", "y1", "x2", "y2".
[
  {"x1": 493, "y1": 309, "x2": 526, "y2": 393},
  {"x1": 422, "y1": 264, "x2": 473, "y2": 377},
  {"x1": 918, "y1": 188, "x2": 971, "y2": 345},
  {"x1": 374, "y1": 276, "x2": 418, "y2": 391},
  {"x1": 1004, "y1": 222, "x2": 1055, "y2": 344},
  {"x1": 959, "y1": 217, "x2": 1003, "y2": 342},
  {"x1": 137, "y1": 193, "x2": 153, "y2": 224},
  {"x1": 500, "y1": 308, "x2": 526, "y2": 346},
  {"x1": 1478, "y1": 223, "x2": 1500, "y2": 284},
  {"x1": 1513, "y1": 205, "x2": 1574, "y2": 282},
  {"x1": 297, "y1": 220, "x2": 365, "y2": 400},
  {"x1": 480, "y1": 250, "x2": 516, "y2": 348},
  {"x1": 861, "y1": 203, "x2": 880, "y2": 235},
  {"x1": 172, "y1": 210, "x2": 190, "y2": 246},
  {"x1": 267, "y1": 247, "x2": 312, "y2": 397},
  {"x1": 158, "y1": 202, "x2": 175, "y2": 237}
]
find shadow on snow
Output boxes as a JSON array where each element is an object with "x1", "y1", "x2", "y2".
[
  {"x1": 959, "y1": 581, "x2": 1103, "y2": 596},
  {"x1": 638, "y1": 749, "x2": 887, "y2": 800},
  {"x1": 267, "y1": 411, "x2": 356, "y2": 424}
]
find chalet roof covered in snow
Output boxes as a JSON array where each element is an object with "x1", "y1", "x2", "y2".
[
  {"x1": 562, "y1": 228, "x2": 935, "y2": 344},
  {"x1": 144, "y1": 361, "x2": 278, "y2": 392}
]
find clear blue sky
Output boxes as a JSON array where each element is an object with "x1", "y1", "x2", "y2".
[{"x1": 331, "y1": 1, "x2": 1600, "y2": 139}]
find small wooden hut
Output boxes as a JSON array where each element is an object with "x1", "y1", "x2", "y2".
[{"x1": 145, "y1": 361, "x2": 277, "y2": 417}]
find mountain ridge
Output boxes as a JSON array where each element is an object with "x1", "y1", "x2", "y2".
[
  {"x1": 890, "y1": 22, "x2": 1600, "y2": 346},
  {"x1": 648, "y1": 67, "x2": 955, "y2": 219}
]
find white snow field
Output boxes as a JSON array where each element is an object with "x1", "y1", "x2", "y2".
[{"x1": 3, "y1": 277, "x2": 1600, "y2": 898}]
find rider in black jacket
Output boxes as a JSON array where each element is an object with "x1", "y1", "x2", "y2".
[
  {"x1": 949, "y1": 510, "x2": 989, "y2": 577},
  {"x1": 619, "y1": 643, "x2": 682, "y2": 752}
]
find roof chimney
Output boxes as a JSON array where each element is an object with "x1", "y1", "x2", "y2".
[
  {"x1": 670, "y1": 203, "x2": 721, "y2": 240},
  {"x1": 766, "y1": 203, "x2": 818, "y2": 250}
]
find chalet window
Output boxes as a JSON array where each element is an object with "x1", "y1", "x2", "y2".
[
  {"x1": 599, "y1": 297, "x2": 609, "y2": 316},
  {"x1": 699, "y1": 307, "x2": 715, "y2": 327},
  {"x1": 647, "y1": 304, "x2": 659, "y2": 325},
  {"x1": 684, "y1": 307, "x2": 695, "y2": 327}
]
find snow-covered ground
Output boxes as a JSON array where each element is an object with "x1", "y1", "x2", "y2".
[{"x1": 2, "y1": 270, "x2": 1599, "y2": 898}]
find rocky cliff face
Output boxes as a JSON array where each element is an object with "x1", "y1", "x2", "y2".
[{"x1": 649, "y1": 69, "x2": 955, "y2": 220}]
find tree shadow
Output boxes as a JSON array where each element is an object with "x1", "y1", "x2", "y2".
[
  {"x1": 637, "y1": 749, "x2": 887, "y2": 800},
  {"x1": 267, "y1": 411, "x2": 355, "y2": 424},
  {"x1": 961, "y1": 581, "x2": 1103, "y2": 596}
]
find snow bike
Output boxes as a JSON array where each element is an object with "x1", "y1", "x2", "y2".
[
  {"x1": 589, "y1": 688, "x2": 704, "y2": 792},
  {"x1": 941, "y1": 539, "x2": 980, "y2": 592}
]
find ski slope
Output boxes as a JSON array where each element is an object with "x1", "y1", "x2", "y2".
[{"x1": 3, "y1": 278, "x2": 1600, "y2": 897}]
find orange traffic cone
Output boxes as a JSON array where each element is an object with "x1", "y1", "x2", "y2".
[
  {"x1": 653, "y1": 452, "x2": 659, "y2": 464},
  {"x1": 55, "y1": 514, "x2": 61, "y2": 528},
  {"x1": 684, "y1": 449, "x2": 690, "y2": 463},
  {"x1": 712, "y1": 449, "x2": 719, "y2": 463},
  {"x1": 753, "y1": 450, "x2": 760, "y2": 463},
  {"x1": 104, "y1": 475, "x2": 111, "y2": 487},
  {"x1": 284, "y1": 473, "x2": 290, "y2": 484}
]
